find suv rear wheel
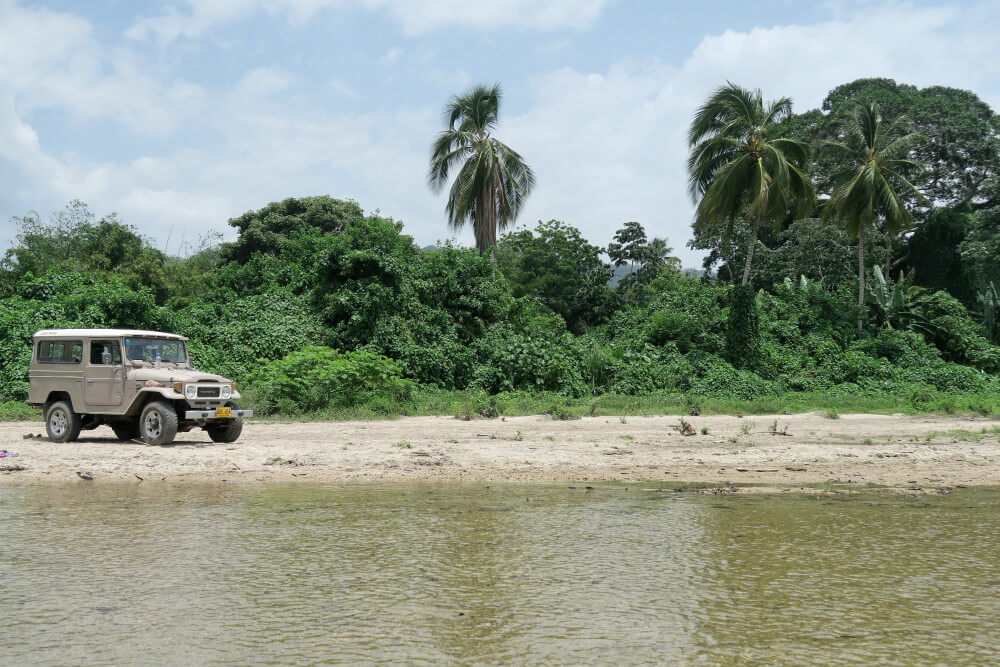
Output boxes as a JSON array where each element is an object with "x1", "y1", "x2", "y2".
[
  {"x1": 45, "y1": 400, "x2": 82, "y2": 443},
  {"x1": 140, "y1": 400, "x2": 178, "y2": 446}
]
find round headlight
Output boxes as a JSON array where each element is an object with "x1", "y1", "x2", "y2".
[
  {"x1": 184, "y1": 384, "x2": 197, "y2": 400},
  {"x1": 220, "y1": 385, "x2": 232, "y2": 399}
]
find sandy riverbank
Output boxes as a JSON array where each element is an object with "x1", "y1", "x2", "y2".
[{"x1": 2, "y1": 413, "x2": 999, "y2": 489}]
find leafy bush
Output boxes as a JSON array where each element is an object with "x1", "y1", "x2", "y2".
[
  {"x1": 922, "y1": 364, "x2": 990, "y2": 394},
  {"x1": 917, "y1": 291, "x2": 1000, "y2": 372},
  {"x1": 248, "y1": 346, "x2": 414, "y2": 415},
  {"x1": 0, "y1": 400, "x2": 39, "y2": 421},
  {"x1": 647, "y1": 310, "x2": 697, "y2": 351},
  {"x1": 174, "y1": 292, "x2": 323, "y2": 384},
  {"x1": 874, "y1": 329, "x2": 940, "y2": 365},
  {"x1": 689, "y1": 360, "x2": 779, "y2": 401},
  {"x1": 471, "y1": 317, "x2": 586, "y2": 397}
]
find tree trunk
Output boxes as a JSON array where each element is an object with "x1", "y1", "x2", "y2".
[
  {"x1": 474, "y1": 183, "x2": 497, "y2": 253},
  {"x1": 857, "y1": 223, "x2": 865, "y2": 331},
  {"x1": 740, "y1": 214, "x2": 762, "y2": 286}
]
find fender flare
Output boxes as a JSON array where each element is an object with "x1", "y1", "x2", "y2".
[{"x1": 124, "y1": 388, "x2": 185, "y2": 416}]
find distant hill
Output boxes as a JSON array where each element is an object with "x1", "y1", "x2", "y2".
[{"x1": 609, "y1": 264, "x2": 635, "y2": 286}]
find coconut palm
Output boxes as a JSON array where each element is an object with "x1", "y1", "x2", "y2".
[
  {"x1": 688, "y1": 83, "x2": 815, "y2": 285},
  {"x1": 821, "y1": 101, "x2": 926, "y2": 330},
  {"x1": 429, "y1": 84, "x2": 535, "y2": 253}
]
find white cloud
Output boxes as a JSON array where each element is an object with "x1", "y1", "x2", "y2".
[
  {"x1": 366, "y1": 0, "x2": 609, "y2": 34},
  {"x1": 502, "y1": 1, "x2": 1000, "y2": 265},
  {"x1": 380, "y1": 46, "x2": 403, "y2": 66},
  {"x1": 327, "y1": 76, "x2": 359, "y2": 98},
  {"x1": 0, "y1": 2, "x2": 207, "y2": 135},
  {"x1": 125, "y1": 0, "x2": 611, "y2": 43},
  {"x1": 236, "y1": 67, "x2": 296, "y2": 97}
]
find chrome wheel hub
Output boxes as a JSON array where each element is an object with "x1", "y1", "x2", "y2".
[
  {"x1": 49, "y1": 409, "x2": 68, "y2": 437},
  {"x1": 144, "y1": 411, "x2": 163, "y2": 439}
]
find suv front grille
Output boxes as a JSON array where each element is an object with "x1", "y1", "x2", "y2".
[{"x1": 197, "y1": 386, "x2": 220, "y2": 398}]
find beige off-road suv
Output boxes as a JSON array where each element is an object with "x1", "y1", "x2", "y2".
[{"x1": 28, "y1": 329, "x2": 252, "y2": 445}]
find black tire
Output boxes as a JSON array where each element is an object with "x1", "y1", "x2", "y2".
[
  {"x1": 139, "y1": 400, "x2": 178, "y2": 446},
  {"x1": 110, "y1": 421, "x2": 140, "y2": 441},
  {"x1": 45, "y1": 400, "x2": 82, "y2": 443},
  {"x1": 206, "y1": 403, "x2": 243, "y2": 443}
]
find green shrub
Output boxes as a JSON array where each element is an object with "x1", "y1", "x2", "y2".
[
  {"x1": 875, "y1": 329, "x2": 940, "y2": 365},
  {"x1": 248, "y1": 346, "x2": 413, "y2": 415},
  {"x1": 647, "y1": 310, "x2": 696, "y2": 351},
  {"x1": 0, "y1": 401, "x2": 39, "y2": 421},
  {"x1": 922, "y1": 364, "x2": 990, "y2": 394},
  {"x1": 690, "y1": 361, "x2": 778, "y2": 401},
  {"x1": 917, "y1": 291, "x2": 1000, "y2": 372},
  {"x1": 908, "y1": 383, "x2": 939, "y2": 407},
  {"x1": 471, "y1": 319, "x2": 586, "y2": 396},
  {"x1": 606, "y1": 343, "x2": 692, "y2": 395},
  {"x1": 545, "y1": 400, "x2": 581, "y2": 420}
]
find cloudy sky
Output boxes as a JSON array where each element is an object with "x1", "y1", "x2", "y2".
[{"x1": 2, "y1": 0, "x2": 999, "y2": 265}]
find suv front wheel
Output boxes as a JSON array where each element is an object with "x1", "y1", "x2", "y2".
[
  {"x1": 140, "y1": 400, "x2": 179, "y2": 446},
  {"x1": 45, "y1": 400, "x2": 82, "y2": 443}
]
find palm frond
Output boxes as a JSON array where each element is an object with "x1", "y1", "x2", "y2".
[{"x1": 879, "y1": 132, "x2": 926, "y2": 161}]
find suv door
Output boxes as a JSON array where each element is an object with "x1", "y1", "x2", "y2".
[{"x1": 84, "y1": 339, "x2": 124, "y2": 408}]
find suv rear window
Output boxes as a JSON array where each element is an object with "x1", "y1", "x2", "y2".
[{"x1": 37, "y1": 340, "x2": 83, "y2": 364}]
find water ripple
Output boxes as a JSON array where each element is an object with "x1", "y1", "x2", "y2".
[{"x1": 1, "y1": 484, "x2": 998, "y2": 665}]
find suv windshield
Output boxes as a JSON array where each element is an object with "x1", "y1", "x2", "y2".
[{"x1": 125, "y1": 338, "x2": 187, "y2": 363}]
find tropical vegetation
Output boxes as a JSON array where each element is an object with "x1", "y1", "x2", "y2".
[{"x1": 2, "y1": 77, "x2": 1000, "y2": 422}]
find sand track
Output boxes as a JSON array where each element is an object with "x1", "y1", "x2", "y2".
[{"x1": 2, "y1": 413, "x2": 999, "y2": 489}]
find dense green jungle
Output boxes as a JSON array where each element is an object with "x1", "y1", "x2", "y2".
[{"x1": 2, "y1": 78, "x2": 1000, "y2": 421}]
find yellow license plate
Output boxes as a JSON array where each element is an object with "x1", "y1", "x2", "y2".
[{"x1": 215, "y1": 407, "x2": 232, "y2": 418}]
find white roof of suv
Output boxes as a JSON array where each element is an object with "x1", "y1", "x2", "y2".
[{"x1": 33, "y1": 329, "x2": 188, "y2": 341}]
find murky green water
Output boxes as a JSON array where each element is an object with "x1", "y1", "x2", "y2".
[{"x1": 1, "y1": 483, "x2": 999, "y2": 666}]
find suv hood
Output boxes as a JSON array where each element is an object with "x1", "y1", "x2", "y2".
[{"x1": 130, "y1": 367, "x2": 231, "y2": 384}]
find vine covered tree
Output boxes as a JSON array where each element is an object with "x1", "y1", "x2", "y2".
[
  {"x1": 429, "y1": 84, "x2": 535, "y2": 253},
  {"x1": 822, "y1": 100, "x2": 926, "y2": 329},
  {"x1": 688, "y1": 83, "x2": 816, "y2": 285}
]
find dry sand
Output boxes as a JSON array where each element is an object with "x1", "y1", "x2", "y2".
[{"x1": 2, "y1": 413, "x2": 999, "y2": 490}]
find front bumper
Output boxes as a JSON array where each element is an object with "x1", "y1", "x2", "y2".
[{"x1": 184, "y1": 409, "x2": 253, "y2": 420}]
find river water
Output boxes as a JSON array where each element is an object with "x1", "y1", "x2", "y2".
[{"x1": 2, "y1": 482, "x2": 998, "y2": 665}]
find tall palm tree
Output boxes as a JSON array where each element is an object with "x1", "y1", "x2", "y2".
[
  {"x1": 688, "y1": 83, "x2": 815, "y2": 285},
  {"x1": 429, "y1": 84, "x2": 535, "y2": 253},
  {"x1": 822, "y1": 101, "x2": 926, "y2": 330}
]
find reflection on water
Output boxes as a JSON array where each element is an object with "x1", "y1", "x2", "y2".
[{"x1": 2, "y1": 483, "x2": 999, "y2": 665}]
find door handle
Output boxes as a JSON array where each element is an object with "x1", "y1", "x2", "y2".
[{"x1": 86, "y1": 379, "x2": 95, "y2": 383}]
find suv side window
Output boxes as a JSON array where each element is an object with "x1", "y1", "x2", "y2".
[
  {"x1": 37, "y1": 340, "x2": 84, "y2": 364},
  {"x1": 89, "y1": 340, "x2": 122, "y2": 365}
]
